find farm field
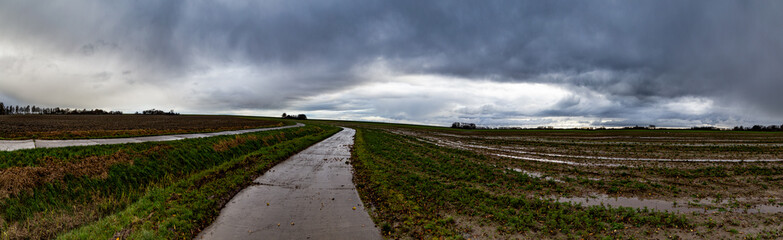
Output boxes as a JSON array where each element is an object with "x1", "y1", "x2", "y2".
[
  {"x1": 3, "y1": 116, "x2": 783, "y2": 239},
  {"x1": 319, "y1": 120, "x2": 783, "y2": 239},
  {"x1": 0, "y1": 115, "x2": 286, "y2": 140},
  {"x1": 0, "y1": 119, "x2": 340, "y2": 239}
]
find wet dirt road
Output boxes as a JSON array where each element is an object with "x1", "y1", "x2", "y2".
[{"x1": 196, "y1": 128, "x2": 382, "y2": 240}]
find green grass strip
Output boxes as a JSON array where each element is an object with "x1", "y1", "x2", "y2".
[
  {"x1": 58, "y1": 126, "x2": 339, "y2": 239},
  {"x1": 1, "y1": 124, "x2": 337, "y2": 239}
]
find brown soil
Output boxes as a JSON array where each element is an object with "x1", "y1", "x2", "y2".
[{"x1": 0, "y1": 115, "x2": 283, "y2": 140}]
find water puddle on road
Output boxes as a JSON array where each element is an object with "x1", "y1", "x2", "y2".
[{"x1": 554, "y1": 195, "x2": 783, "y2": 214}]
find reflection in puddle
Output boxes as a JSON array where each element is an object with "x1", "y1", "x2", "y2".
[{"x1": 555, "y1": 195, "x2": 783, "y2": 214}]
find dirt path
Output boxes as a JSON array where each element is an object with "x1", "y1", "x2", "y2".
[
  {"x1": 0, "y1": 123, "x2": 304, "y2": 151},
  {"x1": 196, "y1": 128, "x2": 381, "y2": 240}
]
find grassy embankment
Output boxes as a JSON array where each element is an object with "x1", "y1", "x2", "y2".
[
  {"x1": 350, "y1": 128, "x2": 690, "y2": 239},
  {"x1": 0, "y1": 122, "x2": 339, "y2": 239}
]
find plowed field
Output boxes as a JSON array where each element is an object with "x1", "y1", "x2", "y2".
[{"x1": 0, "y1": 115, "x2": 283, "y2": 139}]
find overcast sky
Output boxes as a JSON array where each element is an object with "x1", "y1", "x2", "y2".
[{"x1": 1, "y1": 1, "x2": 782, "y2": 127}]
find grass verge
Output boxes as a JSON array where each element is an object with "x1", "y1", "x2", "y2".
[
  {"x1": 58, "y1": 125, "x2": 339, "y2": 239},
  {"x1": 1, "y1": 123, "x2": 339, "y2": 239}
]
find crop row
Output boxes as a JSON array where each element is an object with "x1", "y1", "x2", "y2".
[{"x1": 351, "y1": 128, "x2": 689, "y2": 239}]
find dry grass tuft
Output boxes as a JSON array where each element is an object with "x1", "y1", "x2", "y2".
[
  {"x1": 0, "y1": 145, "x2": 175, "y2": 238},
  {"x1": 212, "y1": 135, "x2": 258, "y2": 152},
  {"x1": 2, "y1": 204, "x2": 100, "y2": 239},
  {"x1": 0, "y1": 193, "x2": 128, "y2": 239},
  {"x1": 0, "y1": 151, "x2": 135, "y2": 199}
]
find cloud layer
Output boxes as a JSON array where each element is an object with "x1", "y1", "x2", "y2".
[{"x1": 1, "y1": 1, "x2": 782, "y2": 127}]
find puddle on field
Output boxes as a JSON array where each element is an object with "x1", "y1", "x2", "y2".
[
  {"x1": 416, "y1": 133, "x2": 783, "y2": 214},
  {"x1": 555, "y1": 195, "x2": 783, "y2": 214},
  {"x1": 422, "y1": 136, "x2": 783, "y2": 165},
  {"x1": 507, "y1": 168, "x2": 563, "y2": 182},
  {"x1": 493, "y1": 153, "x2": 620, "y2": 167},
  {"x1": 482, "y1": 142, "x2": 783, "y2": 163}
]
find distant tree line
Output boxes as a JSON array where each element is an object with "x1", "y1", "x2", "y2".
[
  {"x1": 281, "y1": 113, "x2": 307, "y2": 120},
  {"x1": 689, "y1": 125, "x2": 783, "y2": 131},
  {"x1": 623, "y1": 125, "x2": 657, "y2": 130},
  {"x1": 0, "y1": 102, "x2": 122, "y2": 115},
  {"x1": 447, "y1": 123, "x2": 783, "y2": 132},
  {"x1": 732, "y1": 125, "x2": 783, "y2": 132},
  {"x1": 690, "y1": 126, "x2": 720, "y2": 131},
  {"x1": 0, "y1": 102, "x2": 183, "y2": 116},
  {"x1": 136, "y1": 109, "x2": 179, "y2": 115},
  {"x1": 451, "y1": 122, "x2": 477, "y2": 129}
]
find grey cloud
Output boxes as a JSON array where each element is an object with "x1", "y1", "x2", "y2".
[{"x1": 1, "y1": 0, "x2": 781, "y2": 126}]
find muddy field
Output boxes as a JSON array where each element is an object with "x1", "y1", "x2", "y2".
[
  {"x1": 393, "y1": 128, "x2": 783, "y2": 209},
  {"x1": 337, "y1": 121, "x2": 783, "y2": 239},
  {"x1": 0, "y1": 115, "x2": 284, "y2": 139}
]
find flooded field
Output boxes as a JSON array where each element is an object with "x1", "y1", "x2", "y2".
[
  {"x1": 343, "y1": 123, "x2": 783, "y2": 239},
  {"x1": 394, "y1": 128, "x2": 783, "y2": 212}
]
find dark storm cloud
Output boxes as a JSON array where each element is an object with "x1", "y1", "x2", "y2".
[{"x1": 1, "y1": 0, "x2": 781, "y2": 126}]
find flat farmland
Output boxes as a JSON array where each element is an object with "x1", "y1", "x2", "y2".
[
  {"x1": 0, "y1": 115, "x2": 285, "y2": 140},
  {"x1": 393, "y1": 128, "x2": 783, "y2": 201},
  {"x1": 0, "y1": 119, "x2": 339, "y2": 239},
  {"x1": 4, "y1": 117, "x2": 783, "y2": 239},
  {"x1": 327, "y1": 120, "x2": 783, "y2": 239}
]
